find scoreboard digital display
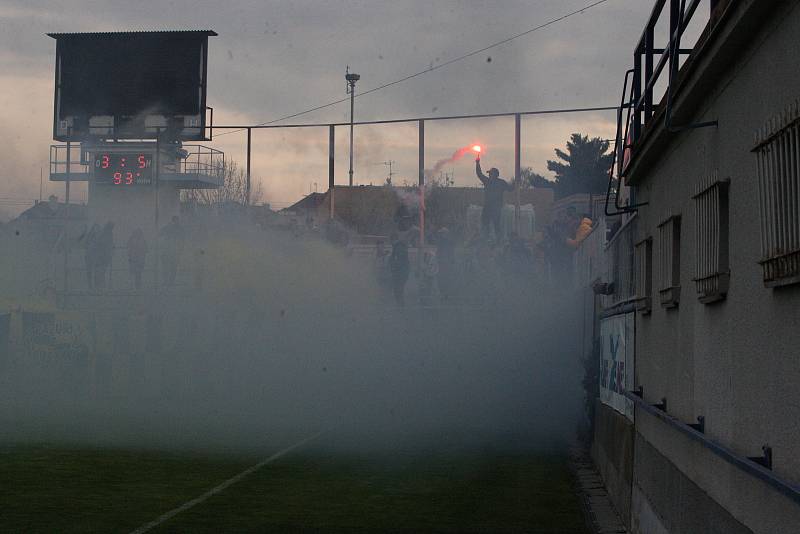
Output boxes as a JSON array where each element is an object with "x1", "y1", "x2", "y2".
[{"x1": 94, "y1": 153, "x2": 154, "y2": 185}]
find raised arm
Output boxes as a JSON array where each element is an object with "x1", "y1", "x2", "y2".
[{"x1": 475, "y1": 159, "x2": 489, "y2": 185}]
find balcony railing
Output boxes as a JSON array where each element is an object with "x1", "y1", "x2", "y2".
[
  {"x1": 49, "y1": 144, "x2": 89, "y2": 181},
  {"x1": 606, "y1": 0, "x2": 718, "y2": 216}
]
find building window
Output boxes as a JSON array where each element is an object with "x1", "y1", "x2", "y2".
[
  {"x1": 634, "y1": 237, "x2": 652, "y2": 313},
  {"x1": 658, "y1": 215, "x2": 681, "y2": 308},
  {"x1": 753, "y1": 100, "x2": 800, "y2": 287},
  {"x1": 692, "y1": 172, "x2": 730, "y2": 303}
]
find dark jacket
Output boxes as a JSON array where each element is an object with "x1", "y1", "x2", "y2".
[
  {"x1": 389, "y1": 240, "x2": 410, "y2": 277},
  {"x1": 476, "y1": 161, "x2": 514, "y2": 214}
]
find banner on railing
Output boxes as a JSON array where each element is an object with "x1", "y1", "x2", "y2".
[{"x1": 599, "y1": 312, "x2": 634, "y2": 420}]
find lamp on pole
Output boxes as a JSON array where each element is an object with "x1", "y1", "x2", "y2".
[{"x1": 345, "y1": 66, "x2": 360, "y2": 186}]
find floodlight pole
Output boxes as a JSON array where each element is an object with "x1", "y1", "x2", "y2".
[
  {"x1": 383, "y1": 160, "x2": 395, "y2": 186},
  {"x1": 346, "y1": 67, "x2": 360, "y2": 187}
]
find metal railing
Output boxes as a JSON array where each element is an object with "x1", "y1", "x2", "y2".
[
  {"x1": 624, "y1": 388, "x2": 800, "y2": 506},
  {"x1": 605, "y1": 0, "x2": 717, "y2": 216},
  {"x1": 627, "y1": 0, "x2": 711, "y2": 152},
  {"x1": 49, "y1": 144, "x2": 89, "y2": 177},
  {"x1": 179, "y1": 144, "x2": 225, "y2": 178}
]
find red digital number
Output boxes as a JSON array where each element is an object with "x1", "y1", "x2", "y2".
[
  {"x1": 138, "y1": 155, "x2": 146, "y2": 169},
  {"x1": 101, "y1": 155, "x2": 110, "y2": 169},
  {"x1": 125, "y1": 171, "x2": 134, "y2": 185},
  {"x1": 113, "y1": 172, "x2": 122, "y2": 185}
]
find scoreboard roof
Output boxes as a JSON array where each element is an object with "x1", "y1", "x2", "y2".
[{"x1": 47, "y1": 30, "x2": 217, "y2": 38}]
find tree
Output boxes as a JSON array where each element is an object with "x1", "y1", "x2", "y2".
[
  {"x1": 182, "y1": 159, "x2": 262, "y2": 206},
  {"x1": 520, "y1": 167, "x2": 555, "y2": 190},
  {"x1": 547, "y1": 134, "x2": 613, "y2": 199}
]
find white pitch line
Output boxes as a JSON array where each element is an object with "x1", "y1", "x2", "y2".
[{"x1": 129, "y1": 431, "x2": 324, "y2": 534}]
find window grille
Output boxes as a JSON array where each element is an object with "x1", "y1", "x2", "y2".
[
  {"x1": 692, "y1": 172, "x2": 730, "y2": 303},
  {"x1": 658, "y1": 215, "x2": 681, "y2": 308},
  {"x1": 753, "y1": 99, "x2": 800, "y2": 287},
  {"x1": 634, "y1": 237, "x2": 652, "y2": 313},
  {"x1": 602, "y1": 216, "x2": 636, "y2": 311}
]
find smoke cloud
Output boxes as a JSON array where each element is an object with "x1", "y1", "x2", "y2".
[
  {"x1": 0, "y1": 219, "x2": 584, "y2": 455},
  {"x1": 425, "y1": 144, "x2": 478, "y2": 180}
]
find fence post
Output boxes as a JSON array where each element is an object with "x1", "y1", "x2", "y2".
[
  {"x1": 632, "y1": 44, "x2": 642, "y2": 142},
  {"x1": 329, "y1": 124, "x2": 335, "y2": 219},
  {"x1": 644, "y1": 24, "x2": 654, "y2": 122},
  {"x1": 246, "y1": 127, "x2": 252, "y2": 206},
  {"x1": 514, "y1": 113, "x2": 521, "y2": 232},
  {"x1": 418, "y1": 119, "x2": 425, "y2": 248}
]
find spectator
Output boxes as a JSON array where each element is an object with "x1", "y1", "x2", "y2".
[
  {"x1": 394, "y1": 203, "x2": 413, "y2": 232},
  {"x1": 159, "y1": 216, "x2": 185, "y2": 286},
  {"x1": 503, "y1": 232, "x2": 533, "y2": 277},
  {"x1": 476, "y1": 158, "x2": 515, "y2": 240},
  {"x1": 435, "y1": 227, "x2": 457, "y2": 303},
  {"x1": 419, "y1": 249, "x2": 439, "y2": 305},
  {"x1": 127, "y1": 228, "x2": 148, "y2": 291},
  {"x1": 94, "y1": 222, "x2": 115, "y2": 290},
  {"x1": 567, "y1": 216, "x2": 594, "y2": 248},
  {"x1": 192, "y1": 223, "x2": 209, "y2": 291},
  {"x1": 82, "y1": 223, "x2": 100, "y2": 291},
  {"x1": 374, "y1": 239, "x2": 391, "y2": 297},
  {"x1": 388, "y1": 232, "x2": 410, "y2": 307}
]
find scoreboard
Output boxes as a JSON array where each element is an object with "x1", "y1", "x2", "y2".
[
  {"x1": 49, "y1": 31, "x2": 216, "y2": 141},
  {"x1": 94, "y1": 152, "x2": 154, "y2": 185}
]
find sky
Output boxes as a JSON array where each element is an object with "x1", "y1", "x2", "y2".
[{"x1": 0, "y1": 0, "x2": 672, "y2": 215}]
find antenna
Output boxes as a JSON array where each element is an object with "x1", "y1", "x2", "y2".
[{"x1": 383, "y1": 160, "x2": 395, "y2": 186}]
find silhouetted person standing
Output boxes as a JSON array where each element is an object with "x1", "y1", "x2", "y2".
[
  {"x1": 435, "y1": 227, "x2": 457, "y2": 302},
  {"x1": 476, "y1": 157, "x2": 515, "y2": 240},
  {"x1": 95, "y1": 222, "x2": 114, "y2": 290},
  {"x1": 389, "y1": 232, "x2": 410, "y2": 307},
  {"x1": 159, "y1": 216, "x2": 185, "y2": 286},
  {"x1": 83, "y1": 223, "x2": 100, "y2": 290},
  {"x1": 127, "y1": 228, "x2": 148, "y2": 291}
]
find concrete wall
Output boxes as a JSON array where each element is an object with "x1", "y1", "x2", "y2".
[
  {"x1": 625, "y1": 1, "x2": 800, "y2": 531},
  {"x1": 591, "y1": 399, "x2": 634, "y2": 528}
]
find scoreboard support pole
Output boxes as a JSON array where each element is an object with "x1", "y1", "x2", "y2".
[
  {"x1": 154, "y1": 129, "x2": 161, "y2": 293},
  {"x1": 246, "y1": 128, "x2": 252, "y2": 206},
  {"x1": 64, "y1": 131, "x2": 71, "y2": 293}
]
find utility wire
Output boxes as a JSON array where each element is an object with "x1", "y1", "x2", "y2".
[{"x1": 215, "y1": 0, "x2": 610, "y2": 137}]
